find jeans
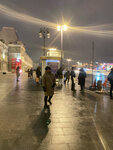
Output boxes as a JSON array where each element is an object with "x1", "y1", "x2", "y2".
[
  {"x1": 44, "y1": 96, "x2": 53, "y2": 106},
  {"x1": 110, "y1": 83, "x2": 113, "y2": 98},
  {"x1": 71, "y1": 77, "x2": 75, "y2": 91}
]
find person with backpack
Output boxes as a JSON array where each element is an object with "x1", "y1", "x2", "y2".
[
  {"x1": 78, "y1": 68, "x2": 86, "y2": 91},
  {"x1": 107, "y1": 68, "x2": 113, "y2": 99}
]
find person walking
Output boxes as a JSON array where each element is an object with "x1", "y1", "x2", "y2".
[
  {"x1": 36, "y1": 66, "x2": 41, "y2": 83},
  {"x1": 78, "y1": 68, "x2": 86, "y2": 91},
  {"x1": 64, "y1": 70, "x2": 70, "y2": 84},
  {"x1": 30, "y1": 68, "x2": 33, "y2": 78},
  {"x1": 71, "y1": 67, "x2": 76, "y2": 91},
  {"x1": 28, "y1": 69, "x2": 31, "y2": 78},
  {"x1": 107, "y1": 68, "x2": 113, "y2": 99},
  {"x1": 16, "y1": 66, "x2": 20, "y2": 82},
  {"x1": 57, "y1": 67, "x2": 63, "y2": 86},
  {"x1": 36, "y1": 67, "x2": 41, "y2": 78},
  {"x1": 42, "y1": 66, "x2": 56, "y2": 108}
]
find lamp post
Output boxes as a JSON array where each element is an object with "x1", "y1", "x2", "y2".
[
  {"x1": 57, "y1": 25, "x2": 68, "y2": 67},
  {"x1": 39, "y1": 28, "x2": 50, "y2": 56},
  {"x1": 92, "y1": 41, "x2": 94, "y2": 86}
]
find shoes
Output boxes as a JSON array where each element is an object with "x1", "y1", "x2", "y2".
[
  {"x1": 44, "y1": 105, "x2": 49, "y2": 109},
  {"x1": 48, "y1": 100, "x2": 52, "y2": 105}
]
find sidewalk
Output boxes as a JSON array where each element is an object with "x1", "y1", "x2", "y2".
[{"x1": 0, "y1": 74, "x2": 113, "y2": 150}]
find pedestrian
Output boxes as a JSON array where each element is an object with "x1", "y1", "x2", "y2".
[
  {"x1": 36, "y1": 66, "x2": 41, "y2": 83},
  {"x1": 107, "y1": 68, "x2": 113, "y2": 99},
  {"x1": 57, "y1": 67, "x2": 63, "y2": 86},
  {"x1": 64, "y1": 70, "x2": 70, "y2": 84},
  {"x1": 30, "y1": 68, "x2": 33, "y2": 78},
  {"x1": 36, "y1": 66, "x2": 41, "y2": 78},
  {"x1": 28, "y1": 69, "x2": 31, "y2": 78},
  {"x1": 78, "y1": 68, "x2": 86, "y2": 91},
  {"x1": 42, "y1": 66, "x2": 56, "y2": 108},
  {"x1": 16, "y1": 66, "x2": 20, "y2": 82},
  {"x1": 71, "y1": 67, "x2": 76, "y2": 91}
]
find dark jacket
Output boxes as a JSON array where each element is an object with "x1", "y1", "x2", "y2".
[
  {"x1": 36, "y1": 68, "x2": 41, "y2": 78},
  {"x1": 64, "y1": 71, "x2": 70, "y2": 79},
  {"x1": 57, "y1": 68, "x2": 63, "y2": 79},
  {"x1": 71, "y1": 70, "x2": 76, "y2": 79},
  {"x1": 78, "y1": 69, "x2": 86, "y2": 85},
  {"x1": 108, "y1": 71, "x2": 113, "y2": 84}
]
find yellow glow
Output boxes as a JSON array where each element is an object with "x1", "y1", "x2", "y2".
[
  {"x1": 57, "y1": 26, "x2": 61, "y2": 31},
  {"x1": 57, "y1": 25, "x2": 68, "y2": 31},
  {"x1": 2, "y1": 53, "x2": 5, "y2": 59},
  {"x1": 63, "y1": 25, "x2": 68, "y2": 31},
  {"x1": 67, "y1": 59, "x2": 71, "y2": 62},
  {"x1": 0, "y1": 4, "x2": 113, "y2": 37},
  {"x1": 49, "y1": 48, "x2": 56, "y2": 51}
]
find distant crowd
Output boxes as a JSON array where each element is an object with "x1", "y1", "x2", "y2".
[{"x1": 16, "y1": 65, "x2": 113, "y2": 109}]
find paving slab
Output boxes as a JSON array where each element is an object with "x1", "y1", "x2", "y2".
[{"x1": 0, "y1": 73, "x2": 113, "y2": 150}]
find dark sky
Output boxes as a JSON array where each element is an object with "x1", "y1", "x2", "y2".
[{"x1": 0, "y1": 0, "x2": 113, "y2": 63}]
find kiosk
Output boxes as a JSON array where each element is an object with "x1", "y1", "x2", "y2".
[{"x1": 40, "y1": 49, "x2": 62, "y2": 76}]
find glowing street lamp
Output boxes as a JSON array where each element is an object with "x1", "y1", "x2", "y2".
[
  {"x1": 39, "y1": 27, "x2": 50, "y2": 56},
  {"x1": 57, "y1": 25, "x2": 68, "y2": 67}
]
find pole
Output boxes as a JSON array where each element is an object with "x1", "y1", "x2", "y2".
[
  {"x1": 61, "y1": 29, "x2": 63, "y2": 67},
  {"x1": 92, "y1": 41, "x2": 94, "y2": 86},
  {"x1": 43, "y1": 35, "x2": 46, "y2": 56},
  {"x1": 68, "y1": 61, "x2": 69, "y2": 70}
]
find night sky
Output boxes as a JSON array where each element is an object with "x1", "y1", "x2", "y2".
[{"x1": 0, "y1": 0, "x2": 113, "y2": 63}]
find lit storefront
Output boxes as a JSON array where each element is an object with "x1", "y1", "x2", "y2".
[{"x1": 8, "y1": 43, "x2": 33, "y2": 73}]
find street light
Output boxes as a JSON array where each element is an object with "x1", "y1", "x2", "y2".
[
  {"x1": 39, "y1": 27, "x2": 50, "y2": 56},
  {"x1": 57, "y1": 25, "x2": 68, "y2": 67}
]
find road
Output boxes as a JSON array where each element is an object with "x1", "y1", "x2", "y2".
[{"x1": 0, "y1": 73, "x2": 113, "y2": 150}]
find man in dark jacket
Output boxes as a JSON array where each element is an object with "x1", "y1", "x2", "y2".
[
  {"x1": 78, "y1": 68, "x2": 86, "y2": 91},
  {"x1": 107, "y1": 68, "x2": 113, "y2": 99},
  {"x1": 71, "y1": 67, "x2": 76, "y2": 91}
]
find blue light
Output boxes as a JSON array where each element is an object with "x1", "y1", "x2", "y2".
[
  {"x1": 16, "y1": 59, "x2": 20, "y2": 62},
  {"x1": 97, "y1": 76, "x2": 100, "y2": 80},
  {"x1": 97, "y1": 73, "x2": 100, "y2": 76},
  {"x1": 46, "y1": 60, "x2": 60, "y2": 63}
]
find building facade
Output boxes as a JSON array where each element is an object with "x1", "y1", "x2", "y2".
[
  {"x1": 0, "y1": 27, "x2": 33, "y2": 73},
  {"x1": 0, "y1": 41, "x2": 8, "y2": 72}
]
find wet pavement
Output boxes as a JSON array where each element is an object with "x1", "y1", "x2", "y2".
[{"x1": 0, "y1": 73, "x2": 113, "y2": 150}]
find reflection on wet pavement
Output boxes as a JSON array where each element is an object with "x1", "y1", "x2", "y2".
[{"x1": 0, "y1": 73, "x2": 113, "y2": 150}]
